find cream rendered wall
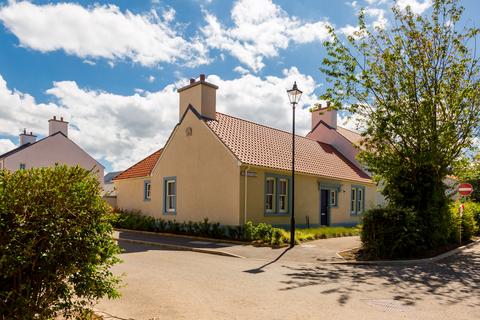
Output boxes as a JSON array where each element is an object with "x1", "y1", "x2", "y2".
[
  {"x1": 115, "y1": 177, "x2": 154, "y2": 212},
  {"x1": 147, "y1": 109, "x2": 241, "y2": 225},
  {"x1": 4, "y1": 133, "x2": 104, "y2": 185},
  {"x1": 240, "y1": 166, "x2": 376, "y2": 227}
]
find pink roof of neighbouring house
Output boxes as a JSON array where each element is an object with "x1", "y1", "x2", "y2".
[
  {"x1": 205, "y1": 112, "x2": 372, "y2": 184},
  {"x1": 114, "y1": 149, "x2": 163, "y2": 180},
  {"x1": 336, "y1": 126, "x2": 363, "y2": 146}
]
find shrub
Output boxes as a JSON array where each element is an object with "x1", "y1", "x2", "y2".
[
  {"x1": 0, "y1": 166, "x2": 121, "y2": 319},
  {"x1": 361, "y1": 207, "x2": 423, "y2": 259},
  {"x1": 449, "y1": 201, "x2": 479, "y2": 241}
]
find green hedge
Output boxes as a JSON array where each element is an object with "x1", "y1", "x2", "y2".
[
  {"x1": 450, "y1": 201, "x2": 480, "y2": 241},
  {"x1": 362, "y1": 203, "x2": 479, "y2": 259},
  {"x1": 113, "y1": 210, "x2": 288, "y2": 246},
  {"x1": 361, "y1": 207, "x2": 424, "y2": 259}
]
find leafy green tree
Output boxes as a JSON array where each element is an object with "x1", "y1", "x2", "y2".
[
  {"x1": 0, "y1": 166, "x2": 121, "y2": 319},
  {"x1": 453, "y1": 153, "x2": 480, "y2": 202},
  {"x1": 320, "y1": 0, "x2": 479, "y2": 249}
]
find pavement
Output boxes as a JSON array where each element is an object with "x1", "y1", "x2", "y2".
[
  {"x1": 114, "y1": 229, "x2": 361, "y2": 263},
  {"x1": 95, "y1": 239, "x2": 480, "y2": 320}
]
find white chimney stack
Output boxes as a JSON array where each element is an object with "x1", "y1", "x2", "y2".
[
  {"x1": 19, "y1": 129, "x2": 37, "y2": 146},
  {"x1": 48, "y1": 116, "x2": 68, "y2": 137},
  {"x1": 177, "y1": 74, "x2": 218, "y2": 121},
  {"x1": 311, "y1": 101, "x2": 337, "y2": 130}
]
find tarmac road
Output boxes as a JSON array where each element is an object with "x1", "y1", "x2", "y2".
[{"x1": 95, "y1": 240, "x2": 480, "y2": 320}]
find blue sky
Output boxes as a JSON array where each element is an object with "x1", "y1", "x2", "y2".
[{"x1": 0, "y1": 0, "x2": 478, "y2": 172}]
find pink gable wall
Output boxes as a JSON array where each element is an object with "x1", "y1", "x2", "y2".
[
  {"x1": 306, "y1": 121, "x2": 363, "y2": 170},
  {"x1": 3, "y1": 133, "x2": 104, "y2": 185}
]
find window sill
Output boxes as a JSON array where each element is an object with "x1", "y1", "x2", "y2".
[
  {"x1": 163, "y1": 211, "x2": 176, "y2": 215},
  {"x1": 264, "y1": 212, "x2": 290, "y2": 217}
]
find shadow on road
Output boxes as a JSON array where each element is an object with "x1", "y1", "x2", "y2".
[
  {"x1": 244, "y1": 247, "x2": 292, "y2": 274},
  {"x1": 280, "y1": 244, "x2": 480, "y2": 307}
]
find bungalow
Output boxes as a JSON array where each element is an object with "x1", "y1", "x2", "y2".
[
  {"x1": 0, "y1": 117, "x2": 104, "y2": 185},
  {"x1": 114, "y1": 75, "x2": 378, "y2": 227}
]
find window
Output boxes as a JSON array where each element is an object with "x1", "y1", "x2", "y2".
[
  {"x1": 357, "y1": 188, "x2": 364, "y2": 214},
  {"x1": 264, "y1": 174, "x2": 290, "y2": 215},
  {"x1": 265, "y1": 177, "x2": 276, "y2": 212},
  {"x1": 164, "y1": 177, "x2": 176, "y2": 214},
  {"x1": 330, "y1": 190, "x2": 337, "y2": 206},
  {"x1": 144, "y1": 181, "x2": 151, "y2": 201},
  {"x1": 279, "y1": 179, "x2": 288, "y2": 213},
  {"x1": 19, "y1": 163, "x2": 26, "y2": 170},
  {"x1": 351, "y1": 186, "x2": 365, "y2": 215},
  {"x1": 351, "y1": 189, "x2": 356, "y2": 213}
]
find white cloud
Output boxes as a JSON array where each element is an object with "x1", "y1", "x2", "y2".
[
  {"x1": 395, "y1": 0, "x2": 432, "y2": 14},
  {"x1": 82, "y1": 59, "x2": 96, "y2": 66},
  {"x1": 0, "y1": 1, "x2": 209, "y2": 67},
  {"x1": 210, "y1": 67, "x2": 319, "y2": 136},
  {"x1": 0, "y1": 68, "x2": 319, "y2": 170},
  {"x1": 148, "y1": 75, "x2": 156, "y2": 83},
  {"x1": 365, "y1": 7, "x2": 387, "y2": 29},
  {"x1": 233, "y1": 66, "x2": 249, "y2": 75},
  {"x1": 0, "y1": 139, "x2": 16, "y2": 155},
  {"x1": 201, "y1": 0, "x2": 330, "y2": 71},
  {"x1": 0, "y1": 75, "x2": 60, "y2": 136}
]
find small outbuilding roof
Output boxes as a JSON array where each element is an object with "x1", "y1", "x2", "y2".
[{"x1": 114, "y1": 149, "x2": 163, "y2": 180}]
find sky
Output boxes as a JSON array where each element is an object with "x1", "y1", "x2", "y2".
[{"x1": 0, "y1": 0, "x2": 478, "y2": 172}]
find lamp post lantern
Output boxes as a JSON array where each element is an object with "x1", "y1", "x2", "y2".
[{"x1": 286, "y1": 81, "x2": 302, "y2": 247}]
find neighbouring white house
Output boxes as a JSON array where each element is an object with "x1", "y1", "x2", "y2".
[{"x1": 0, "y1": 116, "x2": 104, "y2": 185}]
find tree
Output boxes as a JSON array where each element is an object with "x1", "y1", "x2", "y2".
[
  {"x1": 320, "y1": 0, "x2": 480, "y2": 249},
  {"x1": 0, "y1": 166, "x2": 121, "y2": 319},
  {"x1": 454, "y1": 153, "x2": 480, "y2": 202}
]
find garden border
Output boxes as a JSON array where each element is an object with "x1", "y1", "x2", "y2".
[{"x1": 334, "y1": 238, "x2": 480, "y2": 265}]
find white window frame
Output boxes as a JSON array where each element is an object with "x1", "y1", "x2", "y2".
[
  {"x1": 278, "y1": 178, "x2": 288, "y2": 213},
  {"x1": 144, "y1": 181, "x2": 151, "y2": 200},
  {"x1": 357, "y1": 188, "x2": 364, "y2": 214},
  {"x1": 351, "y1": 188, "x2": 357, "y2": 214},
  {"x1": 330, "y1": 189, "x2": 337, "y2": 206},
  {"x1": 351, "y1": 186, "x2": 365, "y2": 215},
  {"x1": 265, "y1": 177, "x2": 276, "y2": 213},
  {"x1": 166, "y1": 180, "x2": 176, "y2": 212}
]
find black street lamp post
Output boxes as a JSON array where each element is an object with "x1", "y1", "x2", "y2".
[{"x1": 286, "y1": 82, "x2": 302, "y2": 248}]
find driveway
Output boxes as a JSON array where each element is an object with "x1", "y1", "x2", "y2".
[{"x1": 95, "y1": 240, "x2": 480, "y2": 320}]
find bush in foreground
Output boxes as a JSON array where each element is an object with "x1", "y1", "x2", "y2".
[
  {"x1": 0, "y1": 166, "x2": 121, "y2": 319},
  {"x1": 362, "y1": 203, "x2": 479, "y2": 259},
  {"x1": 361, "y1": 207, "x2": 424, "y2": 259}
]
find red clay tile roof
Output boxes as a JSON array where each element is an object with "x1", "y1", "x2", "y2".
[
  {"x1": 336, "y1": 126, "x2": 363, "y2": 145},
  {"x1": 205, "y1": 113, "x2": 372, "y2": 184},
  {"x1": 114, "y1": 149, "x2": 163, "y2": 180}
]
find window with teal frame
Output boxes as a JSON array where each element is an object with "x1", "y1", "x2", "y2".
[
  {"x1": 319, "y1": 182, "x2": 341, "y2": 208},
  {"x1": 163, "y1": 177, "x2": 177, "y2": 214},
  {"x1": 264, "y1": 174, "x2": 291, "y2": 215},
  {"x1": 351, "y1": 185, "x2": 366, "y2": 215}
]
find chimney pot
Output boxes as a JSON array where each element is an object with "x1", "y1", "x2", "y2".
[
  {"x1": 199, "y1": 74, "x2": 206, "y2": 81},
  {"x1": 30, "y1": 132, "x2": 32, "y2": 135},
  {"x1": 19, "y1": 129, "x2": 36, "y2": 145},
  {"x1": 53, "y1": 116, "x2": 56, "y2": 120},
  {"x1": 60, "y1": 117, "x2": 63, "y2": 121},
  {"x1": 190, "y1": 78, "x2": 195, "y2": 84}
]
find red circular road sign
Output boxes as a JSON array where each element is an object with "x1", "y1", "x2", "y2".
[{"x1": 458, "y1": 183, "x2": 473, "y2": 196}]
